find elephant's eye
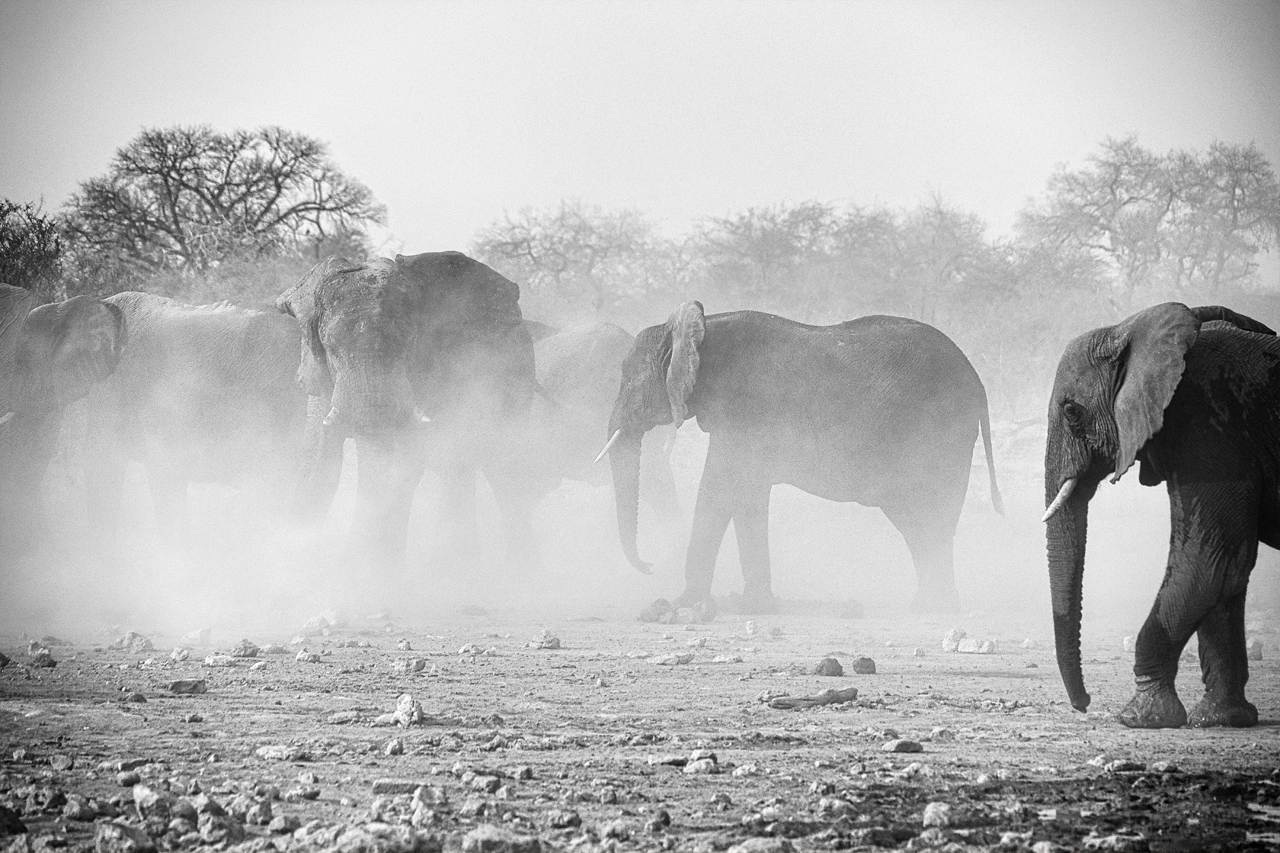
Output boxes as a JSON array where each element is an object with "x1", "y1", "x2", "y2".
[{"x1": 1062, "y1": 401, "x2": 1084, "y2": 424}]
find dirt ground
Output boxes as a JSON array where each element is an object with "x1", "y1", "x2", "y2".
[{"x1": 2, "y1": 601, "x2": 1278, "y2": 852}]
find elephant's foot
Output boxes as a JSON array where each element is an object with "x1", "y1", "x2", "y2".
[
  {"x1": 1117, "y1": 678, "x2": 1187, "y2": 729},
  {"x1": 1188, "y1": 695, "x2": 1258, "y2": 728}
]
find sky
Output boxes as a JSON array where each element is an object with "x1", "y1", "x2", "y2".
[{"x1": 2, "y1": 0, "x2": 1278, "y2": 259}]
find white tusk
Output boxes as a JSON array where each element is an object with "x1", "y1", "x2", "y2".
[
  {"x1": 413, "y1": 406, "x2": 431, "y2": 424},
  {"x1": 322, "y1": 407, "x2": 340, "y2": 427},
  {"x1": 1041, "y1": 478, "x2": 1078, "y2": 523},
  {"x1": 594, "y1": 429, "x2": 622, "y2": 464},
  {"x1": 0, "y1": 412, "x2": 13, "y2": 427}
]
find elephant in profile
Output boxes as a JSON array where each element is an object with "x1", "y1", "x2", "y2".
[
  {"x1": 1043, "y1": 303, "x2": 1278, "y2": 729},
  {"x1": 0, "y1": 284, "x2": 124, "y2": 556},
  {"x1": 602, "y1": 301, "x2": 1003, "y2": 613},
  {"x1": 82, "y1": 291, "x2": 312, "y2": 551},
  {"x1": 275, "y1": 252, "x2": 539, "y2": 569}
]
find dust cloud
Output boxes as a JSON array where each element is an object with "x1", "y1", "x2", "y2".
[{"x1": 3, "y1": 311, "x2": 1274, "y2": 651}]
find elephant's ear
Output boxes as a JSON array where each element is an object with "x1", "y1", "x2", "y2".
[
  {"x1": 1190, "y1": 305, "x2": 1276, "y2": 336},
  {"x1": 24, "y1": 296, "x2": 125, "y2": 409},
  {"x1": 1102, "y1": 302, "x2": 1200, "y2": 483},
  {"x1": 665, "y1": 301, "x2": 705, "y2": 425},
  {"x1": 276, "y1": 257, "x2": 355, "y2": 397}
]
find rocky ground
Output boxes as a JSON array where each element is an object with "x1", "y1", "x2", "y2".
[{"x1": 1, "y1": 604, "x2": 1277, "y2": 852}]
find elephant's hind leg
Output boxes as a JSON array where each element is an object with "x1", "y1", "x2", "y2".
[
  {"x1": 733, "y1": 484, "x2": 776, "y2": 613},
  {"x1": 1188, "y1": 590, "x2": 1258, "y2": 727},
  {"x1": 674, "y1": 440, "x2": 739, "y2": 608},
  {"x1": 881, "y1": 503, "x2": 960, "y2": 613}
]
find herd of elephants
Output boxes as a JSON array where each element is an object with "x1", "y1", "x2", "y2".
[{"x1": 0, "y1": 251, "x2": 1277, "y2": 732}]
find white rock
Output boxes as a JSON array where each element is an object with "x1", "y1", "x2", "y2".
[
  {"x1": 941, "y1": 628, "x2": 966, "y2": 652},
  {"x1": 922, "y1": 801, "x2": 951, "y2": 827}
]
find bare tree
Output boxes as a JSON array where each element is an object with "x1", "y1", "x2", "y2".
[
  {"x1": 61, "y1": 126, "x2": 385, "y2": 294},
  {"x1": 0, "y1": 199, "x2": 63, "y2": 295}
]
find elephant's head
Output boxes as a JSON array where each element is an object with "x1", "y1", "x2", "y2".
[
  {"x1": 0, "y1": 284, "x2": 125, "y2": 427},
  {"x1": 602, "y1": 300, "x2": 705, "y2": 573},
  {"x1": 275, "y1": 252, "x2": 530, "y2": 438},
  {"x1": 1042, "y1": 302, "x2": 1274, "y2": 713}
]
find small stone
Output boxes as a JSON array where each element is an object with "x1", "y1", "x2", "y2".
[
  {"x1": 532, "y1": 630, "x2": 561, "y2": 650},
  {"x1": 912, "y1": 647, "x2": 926, "y2": 657},
  {"x1": 1248, "y1": 639, "x2": 1263, "y2": 660},
  {"x1": 294, "y1": 649, "x2": 321, "y2": 663},
  {"x1": 111, "y1": 631, "x2": 154, "y2": 653},
  {"x1": 685, "y1": 758, "x2": 720, "y2": 775},
  {"x1": 922, "y1": 801, "x2": 951, "y2": 827},
  {"x1": 392, "y1": 694, "x2": 425, "y2": 727},
  {"x1": 956, "y1": 638, "x2": 996, "y2": 654},
  {"x1": 928, "y1": 727, "x2": 956, "y2": 742},
  {"x1": 94, "y1": 820, "x2": 156, "y2": 852},
  {"x1": 731, "y1": 764, "x2": 760, "y2": 777},
  {"x1": 49, "y1": 753, "x2": 74, "y2": 771},
  {"x1": 1103, "y1": 759, "x2": 1145, "y2": 773},
  {"x1": 1021, "y1": 638, "x2": 1037, "y2": 649},
  {"x1": 62, "y1": 794, "x2": 97, "y2": 821},
  {"x1": 260, "y1": 643, "x2": 287, "y2": 654},
  {"x1": 255, "y1": 745, "x2": 309, "y2": 761},
  {"x1": 646, "y1": 809, "x2": 672, "y2": 832},
  {"x1": 882, "y1": 739, "x2": 924, "y2": 753},
  {"x1": 231, "y1": 639, "x2": 259, "y2": 658},
  {"x1": 392, "y1": 657, "x2": 427, "y2": 674},
  {"x1": 183, "y1": 714, "x2": 202, "y2": 723},
  {"x1": 249, "y1": 660, "x2": 267, "y2": 671},
  {"x1": 546, "y1": 808, "x2": 581, "y2": 828},
  {"x1": 1123, "y1": 636, "x2": 1136, "y2": 653},
  {"x1": 268, "y1": 814, "x2": 301, "y2": 834},
  {"x1": 850, "y1": 656, "x2": 876, "y2": 674},
  {"x1": 116, "y1": 771, "x2": 141, "y2": 787},
  {"x1": 30, "y1": 649, "x2": 57, "y2": 668},
  {"x1": 168, "y1": 679, "x2": 207, "y2": 695},
  {"x1": 370, "y1": 779, "x2": 421, "y2": 795},
  {"x1": 170, "y1": 648, "x2": 190, "y2": 662},
  {"x1": 650, "y1": 653, "x2": 694, "y2": 665},
  {"x1": 384, "y1": 738, "x2": 404, "y2": 756},
  {"x1": 461, "y1": 824, "x2": 542, "y2": 852},
  {"x1": 942, "y1": 628, "x2": 966, "y2": 652},
  {"x1": 396, "y1": 638, "x2": 412, "y2": 651},
  {"x1": 203, "y1": 654, "x2": 235, "y2": 667},
  {"x1": 1149, "y1": 761, "x2": 1178, "y2": 774},
  {"x1": 602, "y1": 819, "x2": 633, "y2": 840},
  {"x1": 813, "y1": 657, "x2": 843, "y2": 676},
  {"x1": 122, "y1": 690, "x2": 146, "y2": 703}
]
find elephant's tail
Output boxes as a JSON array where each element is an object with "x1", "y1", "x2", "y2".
[{"x1": 977, "y1": 385, "x2": 1004, "y2": 516}]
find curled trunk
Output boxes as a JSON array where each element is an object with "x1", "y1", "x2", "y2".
[
  {"x1": 608, "y1": 430, "x2": 651, "y2": 574},
  {"x1": 1047, "y1": 486, "x2": 1090, "y2": 712}
]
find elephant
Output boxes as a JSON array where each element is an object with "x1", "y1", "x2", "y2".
[
  {"x1": 527, "y1": 321, "x2": 681, "y2": 526},
  {"x1": 1042, "y1": 302, "x2": 1279, "y2": 729},
  {"x1": 275, "y1": 252, "x2": 539, "y2": 570},
  {"x1": 0, "y1": 284, "x2": 124, "y2": 556},
  {"x1": 601, "y1": 301, "x2": 1003, "y2": 613},
  {"x1": 82, "y1": 291, "x2": 312, "y2": 552}
]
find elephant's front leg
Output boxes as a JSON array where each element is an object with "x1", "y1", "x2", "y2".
[
  {"x1": 1120, "y1": 480, "x2": 1259, "y2": 729},
  {"x1": 352, "y1": 435, "x2": 426, "y2": 575},
  {"x1": 734, "y1": 483, "x2": 776, "y2": 613},
  {"x1": 674, "y1": 439, "x2": 739, "y2": 608},
  {"x1": 1188, "y1": 589, "x2": 1257, "y2": 727}
]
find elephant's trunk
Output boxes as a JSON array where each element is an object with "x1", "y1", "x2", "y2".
[
  {"x1": 608, "y1": 428, "x2": 651, "y2": 574},
  {"x1": 1046, "y1": 474, "x2": 1091, "y2": 713},
  {"x1": 329, "y1": 363, "x2": 416, "y2": 434}
]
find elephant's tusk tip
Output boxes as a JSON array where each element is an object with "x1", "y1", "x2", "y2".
[
  {"x1": 594, "y1": 429, "x2": 622, "y2": 464},
  {"x1": 0, "y1": 411, "x2": 13, "y2": 427},
  {"x1": 1041, "y1": 477, "x2": 1077, "y2": 522},
  {"x1": 322, "y1": 407, "x2": 340, "y2": 427}
]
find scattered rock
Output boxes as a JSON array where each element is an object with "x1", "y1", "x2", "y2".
[
  {"x1": 728, "y1": 836, "x2": 795, "y2": 852},
  {"x1": 255, "y1": 745, "x2": 310, "y2": 762},
  {"x1": 294, "y1": 649, "x2": 321, "y2": 663},
  {"x1": 121, "y1": 691, "x2": 146, "y2": 703},
  {"x1": 813, "y1": 657, "x2": 843, "y2": 676},
  {"x1": 393, "y1": 694, "x2": 426, "y2": 727},
  {"x1": 1104, "y1": 759, "x2": 1145, "y2": 773},
  {"x1": 546, "y1": 808, "x2": 580, "y2": 828},
  {"x1": 1150, "y1": 761, "x2": 1178, "y2": 774},
  {"x1": 116, "y1": 771, "x2": 141, "y2": 787},
  {"x1": 396, "y1": 638, "x2": 413, "y2": 651},
  {"x1": 922, "y1": 802, "x2": 951, "y2": 827},
  {"x1": 650, "y1": 653, "x2": 694, "y2": 666},
  {"x1": 29, "y1": 649, "x2": 56, "y2": 668},
  {"x1": 732, "y1": 764, "x2": 760, "y2": 778},
  {"x1": 1082, "y1": 831, "x2": 1148, "y2": 851},
  {"x1": 203, "y1": 654, "x2": 235, "y2": 667},
  {"x1": 850, "y1": 656, "x2": 877, "y2": 674},
  {"x1": 912, "y1": 647, "x2": 926, "y2": 657},
  {"x1": 384, "y1": 738, "x2": 405, "y2": 756},
  {"x1": 882, "y1": 739, "x2": 924, "y2": 753},
  {"x1": 168, "y1": 679, "x2": 207, "y2": 695},
  {"x1": 231, "y1": 639, "x2": 259, "y2": 658},
  {"x1": 1248, "y1": 639, "x2": 1263, "y2": 660},
  {"x1": 461, "y1": 824, "x2": 542, "y2": 852},
  {"x1": 94, "y1": 820, "x2": 155, "y2": 852},
  {"x1": 371, "y1": 779, "x2": 421, "y2": 795},
  {"x1": 942, "y1": 628, "x2": 966, "y2": 652},
  {"x1": 268, "y1": 814, "x2": 301, "y2": 834},
  {"x1": 169, "y1": 648, "x2": 189, "y2": 662},
  {"x1": 928, "y1": 727, "x2": 956, "y2": 742},
  {"x1": 249, "y1": 660, "x2": 267, "y2": 671},
  {"x1": 61, "y1": 794, "x2": 96, "y2": 821},
  {"x1": 49, "y1": 753, "x2": 74, "y2": 770},
  {"x1": 392, "y1": 658, "x2": 427, "y2": 674},
  {"x1": 531, "y1": 630, "x2": 560, "y2": 650},
  {"x1": 328, "y1": 711, "x2": 362, "y2": 725},
  {"x1": 767, "y1": 686, "x2": 858, "y2": 710},
  {"x1": 111, "y1": 632, "x2": 154, "y2": 653},
  {"x1": 956, "y1": 638, "x2": 997, "y2": 654},
  {"x1": 261, "y1": 643, "x2": 288, "y2": 655}
]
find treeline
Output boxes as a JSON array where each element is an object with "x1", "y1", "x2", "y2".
[{"x1": 3, "y1": 128, "x2": 1277, "y2": 419}]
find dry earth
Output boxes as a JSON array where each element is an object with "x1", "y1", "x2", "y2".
[{"x1": 2, "y1": 602, "x2": 1278, "y2": 853}]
